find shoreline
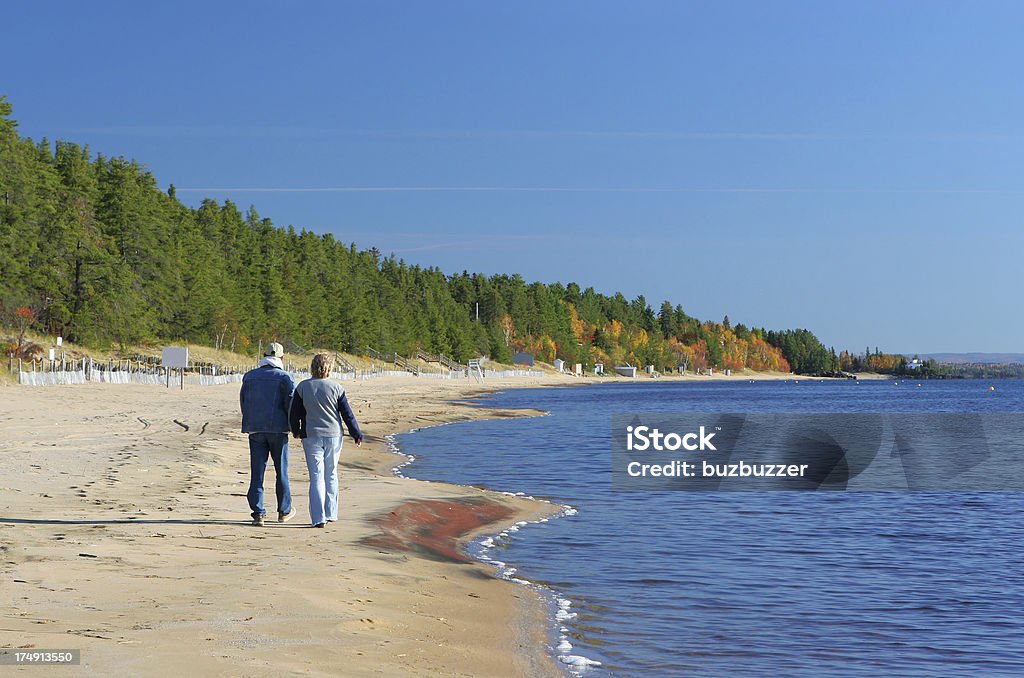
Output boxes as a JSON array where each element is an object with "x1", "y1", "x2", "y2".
[
  {"x1": 1, "y1": 369, "x2": 855, "y2": 675},
  {"x1": 1, "y1": 375, "x2": 575, "y2": 676}
]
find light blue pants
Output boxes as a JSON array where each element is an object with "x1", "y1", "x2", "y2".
[{"x1": 301, "y1": 436, "x2": 342, "y2": 525}]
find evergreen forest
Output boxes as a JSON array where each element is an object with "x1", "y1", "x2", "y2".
[{"x1": 1, "y1": 97, "x2": 848, "y2": 374}]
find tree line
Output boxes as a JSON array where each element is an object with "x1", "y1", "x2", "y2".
[
  {"x1": 1, "y1": 97, "x2": 841, "y2": 373},
  {"x1": 836, "y1": 348, "x2": 948, "y2": 378}
]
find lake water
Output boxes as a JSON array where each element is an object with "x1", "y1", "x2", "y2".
[{"x1": 395, "y1": 379, "x2": 1024, "y2": 676}]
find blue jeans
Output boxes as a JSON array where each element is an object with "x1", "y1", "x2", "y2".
[
  {"x1": 247, "y1": 432, "x2": 292, "y2": 518},
  {"x1": 302, "y1": 436, "x2": 342, "y2": 525}
]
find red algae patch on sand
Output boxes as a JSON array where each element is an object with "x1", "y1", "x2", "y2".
[{"x1": 364, "y1": 497, "x2": 515, "y2": 563}]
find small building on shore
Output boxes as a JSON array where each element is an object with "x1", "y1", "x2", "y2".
[
  {"x1": 512, "y1": 352, "x2": 535, "y2": 367},
  {"x1": 615, "y1": 364, "x2": 637, "y2": 378}
]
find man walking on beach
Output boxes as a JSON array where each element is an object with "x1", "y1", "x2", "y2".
[{"x1": 240, "y1": 342, "x2": 297, "y2": 526}]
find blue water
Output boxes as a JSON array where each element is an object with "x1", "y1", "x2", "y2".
[{"x1": 396, "y1": 380, "x2": 1024, "y2": 676}]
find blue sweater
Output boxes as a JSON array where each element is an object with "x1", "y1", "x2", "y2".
[{"x1": 239, "y1": 365, "x2": 296, "y2": 433}]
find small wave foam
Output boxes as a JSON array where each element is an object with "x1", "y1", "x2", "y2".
[
  {"x1": 385, "y1": 433, "x2": 416, "y2": 478},
  {"x1": 560, "y1": 654, "x2": 603, "y2": 668},
  {"x1": 396, "y1": 424, "x2": 597, "y2": 673},
  {"x1": 551, "y1": 598, "x2": 601, "y2": 672}
]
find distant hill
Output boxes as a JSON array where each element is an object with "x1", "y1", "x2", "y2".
[{"x1": 919, "y1": 353, "x2": 1024, "y2": 364}]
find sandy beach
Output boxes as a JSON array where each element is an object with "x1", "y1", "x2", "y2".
[
  {"x1": 1, "y1": 368, "x2": 838, "y2": 675},
  {"x1": 1, "y1": 373, "x2": 579, "y2": 676}
]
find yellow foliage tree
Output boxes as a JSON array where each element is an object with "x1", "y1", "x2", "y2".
[
  {"x1": 499, "y1": 314, "x2": 516, "y2": 347},
  {"x1": 629, "y1": 328, "x2": 649, "y2": 351},
  {"x1": 605, "y1": 319, "x2": 624, "y2": 343},
  {"x1": 565, "y1": 303, "x2": 587, "y2": 344}
]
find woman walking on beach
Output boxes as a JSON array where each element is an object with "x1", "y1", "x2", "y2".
[{"x1": 289, "y1": 352, "x2": 364, "y2": 527}]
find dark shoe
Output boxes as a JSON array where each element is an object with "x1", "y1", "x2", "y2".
[
  {"x1": 313, "y1": 522, "x2": 325, "y2": 528},
  {"x1": 279, "y1": 510, "x2": 296, "y2": 523},
  {"x1": 253, "y1": 515, "x2": 265, "y2": 527}
]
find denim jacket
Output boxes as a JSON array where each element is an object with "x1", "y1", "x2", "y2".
[{"x1": 240, "y1": 365, "x2": 296, "y2": 433}]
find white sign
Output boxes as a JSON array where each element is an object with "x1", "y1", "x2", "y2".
[
  {"x1": 56, "y1": 336, "x2": 63, "y2": 346},
  {"x1": 49, "y1": 349, "x2": 56, "y2": 361},
  {"x1": 162, "y1": 346, "x2": 189, "y2": 369}
]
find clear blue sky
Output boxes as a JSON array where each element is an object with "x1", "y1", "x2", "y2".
[{"x1": 4, "y1": 1, "x2": 1023, "y2": 353}]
